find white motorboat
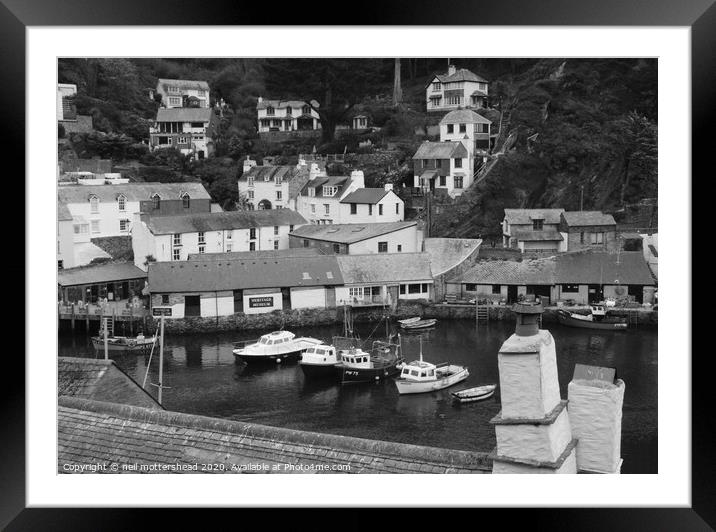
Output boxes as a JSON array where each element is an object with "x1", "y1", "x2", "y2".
[
  {"x1": 299, "y1": 344, "x2": 341, "y2": 379},
  {"x1": 233, "y1": 330, "x2": 322, "y2": 364},
  {"x1": 394, "y1": 339, "x2": 468, "y2": 395},
  {"x1": 451, "y1": 384, "x2": 497, "y2": 403}
]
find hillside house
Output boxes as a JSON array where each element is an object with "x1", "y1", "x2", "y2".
[
  {"x1": 296, "y1": 170, "x2": 366, "y2": 225},
  {"x1": 149, "y1": 107, "x2": 218, "y2": 158},
  {"x1": 412, "y1": 141, "x2": 471, "y2": 197},
  {"x1": 132, "y1": 209, "x2": 308, "y2": 270},
  {"x1": 502, "y1": 209, "x2": 566, "y2": 252},
  {"x1": 155, "y1": 79, "x2": 210, "y2": 109},
  {"x1": 57, "y1": 83, "x2": 93, "y2": 134},
  {"x1": 440, "y1": 109, "x2": 492, "y2": 155},
  {"x1": 352, "y1": 115, "x2": 370, "y2": 130},
  {"x1": 257, "y1": 97, "x2": 321, "y2": 133},
  {"x1": 426, "y1": 65, "x2": 489, "y2": 113},
  {"x1": 339, "y1": 185, "x2": 404, "y2": 224},
  {"x1": 57, "y1": 202, "x2": 75, "y2": 269},
  {"x1": 560, "y1": 211, "x2": 618, "y2": 252},
  {"x1": 238, "y1": 158, "x2": 319, "y2": 211},
  {"x1": 289, "y1": 221, "x2": 421, "y2": 255}
]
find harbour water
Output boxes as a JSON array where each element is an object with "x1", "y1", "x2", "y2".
[{"x1": 58, "y1": 319, "x2": 658, "y2": 473}]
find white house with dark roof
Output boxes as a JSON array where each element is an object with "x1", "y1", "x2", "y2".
[
  {"x1": 426, "y1": 64, "x2": 489, "y2": 113},
  {"x1": 149, "y1": 107, "x2": 218, "y2": 158},
  {"x1": 155, "y1": 79, "x2": 210, "y2": 109},
  {"x1": 238, "y1": 158, "x2": 319, "y2": 211},
  {"x1": 57, "y1": 201, "x2": 75, "y2": 269},
  {"x1": 339, "y1": 185, "x2": 404, "y2": 223},
  {"x1": 296, "y1": 170, "x2": 366, "y2": 225},
  {"x1": 256, "y1": 97, "x2": 321, "y2": 133},
  {"x1": 412, "y1": 141, "x2": 471, "y2": 197},
  {"x1": 132, "y1": 209, "x2": 308, "y2": 270},
  {"x1": 440, "y1": 109, "x2": 492, "y2": 155},
  {"x1": 502, "y1": 209, "x2": 567, "y2": 252},
  {"x1": 289, "y1": 221, "x2": 420, "y2": 255}
]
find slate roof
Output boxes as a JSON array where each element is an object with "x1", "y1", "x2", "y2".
[
  {"x1": 155, "y1": 107, "x2": 214, "y2": 123},
  {"x1": 512, "y1": 230, "x2": 563, "y2": 242},
  {"x1": 157, "y1": 79, "x2": 209, "y2": 91},
  {"x1": 58, "y1": 201, "x2": 73, "y2": 221},
  {"x1": 412, "y1": 141, "x2": 469, "y2": 160},
  {"x1": 423, "y1": 238, "x2": 482, "y2": 276},
  {"x1": 145, "y1": 209, "x2": 307, "y2": 235},
  {"x1": 561, "y1": 211, "x2": 616, "y2": 227},
  {"x1": 57, "y1": 182, "x2": 211, "y2": 204},
  {"x1": 58, "y1": 396, "x2": 491, "y2": 474},
  {"x1": 340, "y1": 188, "x2": 391, "y2": 205},
  {"x1": 256, "y1": 99, "x2": 319, "y2": 110},
  {"x1": 440, "y1": 109, "x2": 492, "y2": 125},
  {"x1": 148, "y1": 255, "x2": 343, "y2": 292},
  {"x1": 337, "y1": 253, "x2": 433, "y2": 284},
  {"x1": 290, "y1": 221, "x2": 416, "y2": 244},
  {"x1": 299, "y1": 176, "x2": 351, "y2": 198},
  {"x1": 453, "y1": 258, "x2": 557, "y2": 285},
  {"x1": 58, "y1": 262, "x2": 147, "y2": 287},
  {"x1": 58, "y1": 357, "x2": 162, "y2": 409},
  {"x1": 239, "y1": 165, "x2": 308, "y2": 183},
  {"x1": 433, "y1": 68, "x2": 488, "y2": 84},
  {"x1": 503, "y1": 209, "x2": 565, "y2": 225},
  {"x1": 187, "y1": 248, "x2": 322, "y2": 261}
]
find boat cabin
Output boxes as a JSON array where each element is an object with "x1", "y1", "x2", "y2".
[
  {"x1": 302, "y1": 345, "x2": 337, "y2": 361},
  {"x1": 340, "y1": 348, "x2": 372, "y2": 368},
  {"x1": 400, "y1": 360, "x2": 440, "y2": 381},
  {"x1": 258, "y1": 330, "x2": 296, "y2": 345}
]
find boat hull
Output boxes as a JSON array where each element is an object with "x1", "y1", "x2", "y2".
[
  {"x1": 234, "y1": 349, "x2": 305, "y2": 364},
  {"x1": 395, "y1": 367, "x2": 469, "y2": 395},
  {"x1": 400, "y1": 319, "x2": 437, "y2": 330},
  {"x1": 300, "y1": 362, "x2": 340, "y2": 379},
  {"x1": 339, "y1": 362, "x2": 402, "y2": 384},
  {"x1": 557, "y1": 310, "x2": 628, "y2": 330},
  {"x1": 451, "y1": 386, "x2": 496, "y2": 403},
  {"x1": 91, "y1": 337, "x2": 154, "y2": 353}
]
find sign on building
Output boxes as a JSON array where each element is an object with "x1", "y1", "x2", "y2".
[
  {"x1": 249, "y1": 296, "x2": 274, "y2": 308},
  {"x1": 152, "y1": 307, "x2": 173, "y2": 317}
]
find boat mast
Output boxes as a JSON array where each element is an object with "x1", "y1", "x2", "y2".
[{"x1": 419, "y1": 336, "x2": 423, "y2": 363}]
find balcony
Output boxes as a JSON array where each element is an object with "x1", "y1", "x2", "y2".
[{"x1": 339, "y1": 295, "x2": 387, "y2": 307}]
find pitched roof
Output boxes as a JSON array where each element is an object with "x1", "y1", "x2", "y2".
[
  {"x1": 440, "y1": 109, "x2": 492, "y2": 125},
  {"x1": 148, "y1": 254, "x2": 342, "y2": 292},
  {"x1": 340, "y1": 188, "x2": 392, "y2": 204},
  {"x1": 187, "y1": 248, "x2": 323, "y2": 261},
  {"x1": 145, "y1": 209, "x2": 307, "y2": 235},
  {"x1": 555, "y1": 251, "x2": 655, "y2": 285},
  {"x1": 454, "y1": 258, "x2": 557, "y2": 285},
  {"x1": 299, "y1": 176, "x2": 351, "y2": 197},
  {"x1": 337, "y1": 253, "x2": 433, "y2": 284},
  {"x1": 561, "y1": 211, "x2": 617, "y2": 227},
  {"x1": 434, "y1": 68, "x2": 488, "y2": 84},
  {"x1": 58, "y1": 262, "x2": 147, "y2": 287},
  {"x1": 412, "y1": 141, "x2": 469, "y2": 160},
  {"x1": 57, "y1": 182, "x2": 211, "y2": 204},
  {"x1": 423, "y1": 238, "x2": 482, "y2": 276},
  {"x1": 58, "y1": 396, "x2": 491, "y2": 474},
  {"x1": 157, "y1": 79, "x2": 209, "y2": 91},
  {"x1": 256, "y1": 99, "x2": 319, "y2": 110},
  {"x1": 290, "y1": 221, "x2": 416, "y2": 245},
  {"x1": 503, "y1": 209, "x2": 565, "y2": 225},
  {"x1": 58, "y1": 201, "x2": 73, "y2": 221},
  {"x1": 239, "y1": 165, "x2": 308, "y2": 183},
  {"x1": 58, "y1": 357, "x2": 162, "y2": 409},
  {"x1": 155, "y1": 107, "x2": 214, "y2": 123}
]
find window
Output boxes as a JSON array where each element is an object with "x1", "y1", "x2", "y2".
[
  {"x1": 580, "y1": 232, "x2": 585, "y2": 244},
  {"x1": 311, "y1": 204, "x2": 316, "y2": 214},
  {"x1": 226, "y1": 243, "x2": 232, "y2": 252},
  {"x1": 249, "y1": 228, "x2": 256, "y2": 240},
  {"x1": 286, "y1": 106, "x2": 292, "y2": 115},
  {"x1": 323, "y1": 186, "x2": 337, "y2": 196},
  {"x1": 172, "y1": 248, "x2": 181, "y2": 261},
  {"x1": 173, "y1": 233, "x2": 181, "y2": 246},
  {"x1": 91, "y1": 220, "x2": 100, "y2": 234},
  {"x1": 117, "y1": 195, "x2": 126, "y2": 211},
  {"x1": 332, "y1": 244, "x2": 341, "y2": 254},
  {"x1": 274, "y1": 175, "x2": 282, "y2": 185},
  {"x1": 58, "y1": 260, "x2": 63, "y2": 269},
  {"x1": 459, "y1": 123, "x2": 466, "y2": 133},
  {"x1": 169, "y1": 97, "x2": 181, "y2": 106},
  {"x1": 276, "y1": 191, "x2": 283, "y2": 201},
  {"x1": 226, "y1": 231, "x2": 232, "y2": 240},
  {"x1": 349, "y1": 287, "x2": 363, "y2": 298},
  {"x1": 590, "y1": 232, "x2": 605, "y2": 244},
  {"x1": 168, "y1": 86, "x2": 179, "y2": 93},
  {"x1": 454, "y1": 176, "x2": 464, "y2": 189},
  {"x1": 492, "y1": 284, "x2": 501, "y2": 294},
  {"x1": 303, "y1": 105, "x2": 311, "y2": 115},
  {"x1": 439, "y1": 175, "x2": 446, "y2": 187},
  {"x1": 408, "y1": 284, "x2": 421, "y2": 294},
  {"x1": 465, "y1": 283, "x2": 477, "y2": 291},
  {"x1": 378, "y1": 242, "x2": 388, "y2": 253},
  {"x1": 397, "y1": 245, "x2": 402, "y2": 252},
  {"x1": 161, "y1": 294, "x2": 169, "y2": 305},
  {"x1": 368, "y1": 205, "x2": 373, "y2": 216},
  {"x1": 533, "y1": 219, "x2": 544, "y2": 230},
  {"x1": 477, "y1": 123, "x2": 488, "y2": 133},
  {"x1": 198, "y1": 245, "x2": 205, "y2": 254},
  {"x1": 249, "y1": 242, "x2": 256, "y2": 251},
  {"x1": 396, "y1": 203, "x2": 400, "y2": 214},
  {"x1": 423, "y1": 159, "x2": 430, "y2": 167},
  {"x1": 89, "y1": 195, "x2": 99, "y2": 214},
  {"x1": 289, "y1": 225, "x2": 294, "y2": 232},
  {"x1": 198, "y1": 90, "x2": 206, "y2": 97},
  {"x1": 247, "y1": 177, "x2": 254, "y2": 187},
  {"x1": 182, "y1": 194, "x2": 190, "y2": 208},
  {"x1": 198, "y1": 231, "x2": 205, "y2": 244},
  {"x1": 308, "y1": 188, "x2": 316, "y2": 197},
  {"x1": 350, "y1": 203, "x2": 357, "y2": 215},
  {"x1": 266, "y1": 106, "x2": 275, "y2": 116},
  {"x1": 447, "y1": 95, "x2": 462, "y2": 106},
  {"x1": 303, "y1": 239, "x2": 310, "y2": 248},
  {"x1": 421, "y1": 284, "x2": 429, "y2": 293},
  {"x1": 378, "y1": 204, "x2": 383, "y2": 216},
  {"x1": 454, "y1": 158, "x2": 462, "y2": 168},
  {"x1": 447, "y1": 124, "x2": 454, "y2": 134},
  {"x1": 433, "y1": 82, "x2": 441, "y2": 91},
  {"x1": 399, "y1": 285, "x2": 406, "y2": 295},
  {"x1": 324, "y1": 204, "x2": 330, "y2": 215},
  {"x1": 152, "y1": 194, "x2": 161, "y2": 210},
  {"x1": 178, "y1": 136, "x2": 189, "y2": 144},
  {"x1": 562, "y1": 284, "x2": 580, "y2": 293},
  {"x1": 274, "y1": 226, "x2": 279, "y2": 236},
  {"x1": 274, "y1": 240, "x2": 279, "y2": 250},
  {"x1": 119, "y1": 219, "x2": 130, "y2": 232},
  {"x1": 248, "y1": 190, "x2": 254, "y2": 200}
]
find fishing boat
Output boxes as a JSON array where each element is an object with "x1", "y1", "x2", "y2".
[
  {"x1": 299, "y1": 344, "x2": 341, "y2": 379},
  {"x1": 557, "y1": 305, "x2": 628, "y2": 330},
  {"x1": 398, "y1": 317, "x2": 421, "y2": 326},
  {"x1": 394, "y1": 339, "x2": 468, "y2": 395},
  {"x1": 91, "y1": 333, "x2": 156, "y2": 353},
  {"x1": 233, "y1": 330, "x2": 322, "y2": 364},
  {"x1": 400, "y1": 318, "x2": 437, "y2": 330},
  {"x1": 451, "y1": 384, "x2": 497, "y2": 404},
  {"x1": 337, "y1": 338, "x2": 404, "y2": 384}
]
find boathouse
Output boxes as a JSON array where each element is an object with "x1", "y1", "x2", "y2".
[
  {"x1": 289, "y1": 221, "x2": 421, "y2": 255},
  {"x1": 58, "y1": 261, "x2": 148, "y2": 306}
]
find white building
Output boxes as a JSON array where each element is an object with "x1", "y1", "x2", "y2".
[
  {"x1": 426, "y1": 64, "x2": 489, "y2": 113},
  {"x1": 257, "y1": 97, "x2": 321, "y2": 133},
  {"x1": 57, "y1": 83, "x2": 77, "y2": 121},
  {"x1": 57, "y1": 202, "x2": 75, "y2": 269},
  {"x1": 289, "y1": 221, "x2": 421, "y2": 255},
  {"x1": 155, "y1": 79, "x2": 210, "y2": 109},
  {"x1": 132, "y1": 209, "x2": 308, "y2": 271},
  {"x1": 149, "y1": 107, "x2": 218, "y2": 158},
  {"x1": 238, "y1": 157, "x2": 319, "y2": 211},
  {"x1": 296, "y1": 170, "x2": 366, "y2": 225},
  {"x1": 338, "y1": 185, "x2": 404, "y2": 223},
  {"x1": 439, "y1": 109, "x2": 492, "y2": 158}
]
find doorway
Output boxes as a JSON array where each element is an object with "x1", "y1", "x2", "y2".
[
  {"x1": 507, "y1": 285, "x2": 518, "y2": 303},
  {"x1": 184, "y1": 295, "x2": 201, "y2": 317}
]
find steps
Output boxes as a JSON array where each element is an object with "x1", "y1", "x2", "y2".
[
  {"x1": 101, "y1": 316, "x2": 114, "y2": 336},
  {"x1": 476, "y1": 305, "x2": 489, "y2": 324}
]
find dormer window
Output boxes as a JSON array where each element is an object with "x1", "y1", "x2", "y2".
[
  {"x1": 533, "y1": 219, "x2": 544, "y2": 230},
  {"x1": 322, "y1": 186, "x2": 337, "y2": 197},
  {"x1": 151, "y1": 193, "x2": 161, "y2": 210},
  {"x1": 117, "y1": 194, "x2": 126, "y2": 212},
  {"x1": 181, "y1": 193, "x2": 190, "y2": 208},
  {"x1": 266, "y1": 106, "x2": 275, "y2": 116},
  {"x1": 89, "y1": 195, "x2": 99, "y2": 214},
  {"x1": 286, "y1": 106, "x2": 292, "y2": 116},
  {"x1": 308, "y1": 187, "x2": 316, "y2": 197},
  {"x1": 275, "y1": 175, "x2": 282, "y2": 185},
  {"x1": 302, "y1": 105, "x2": 311, "y2": 115}
]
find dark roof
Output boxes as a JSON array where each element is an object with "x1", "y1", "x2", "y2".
[
  {"x1": 186, "y1": 248, "x2": 323, "y2": 261},
  {"x1": 157, "y1": 79, "x2": 209, "y2": 91},
  {"x1": 145, "y1": 209, "x2": 307, "y2": 235},
  {"x1": 58, "y1": 262, "x2": 147, "y2": 287},
  {"x1": 299, "y1": 176, "x2": 351, "y2": 198},
  {"x1": 453, "y1": 258, "x2": 557, "y2": 285},
  {"x1": 58, "y1": 201, "x2": 73, "y2": 221},
  {"x1": 423, "y1": 238, "x2": 482, "y2": 275},
  {"x1": 412, "y1": 141, "x2": 469, "y2": 160},
  {"x1": 58, "y1": 357, "x2": 162, "y2": 409},
  {"x1": 503, "y1": 209, "x2": 564, "y2": 225},
  {"x1": 290, "y1": 221, "x2": 416, "y2": 245},
  {"x1": 512, "y1": 230, "x2": 564, "y2": 242},
  {"x1": 561, "y1": 211, "x2": 616, "y2": 227},
  {"x1": 433, "y1": 68, "x2": 489, "y2": 84},
  {"x1": 58, "y1": 396, "x2": 491, "y2": 474},
  {"x1": 337, "y1": 253, "x2": 433, "y2": 284},
  {"x1": 555, "y1": 251, "x2": 655, "y2": 285},
  {"x1": 155, "y1": 107, "x2": 214, "y2": 123},
  {"x1": 148, "y1": 255, "x2": 343, "y2": 292},
  {"x1": 239, "y1": 165, "x2": 308, "y2": 183},
  {"x1": 57, "y1": 182, "x2": 210, "y2": 204},
  {"x1": 340, "y1": 188, "x2": 392, "y2": 204},
  {"x1": 257, "y1": 99, "x2": 319, "y2": 110},
  {"x1": 440, "y1": 109, "x2": 492, "y2": 125}
]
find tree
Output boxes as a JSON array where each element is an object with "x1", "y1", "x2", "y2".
[{"x1": 616, "y1": 111, "x2": 657, "y2": 206}]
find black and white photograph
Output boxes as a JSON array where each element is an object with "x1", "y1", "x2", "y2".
[{"x1": 54, "y1": 55, "x2": 658, "y2": 476}]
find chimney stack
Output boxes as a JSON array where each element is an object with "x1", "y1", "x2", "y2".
[
  {"x1": 309, "y1": 163, "x2": 322, "y2": 180},
  {"x1": 243, "y1": 155, "x2": 257, "y2": 174},
  {"x1": 350, "y1": 170, "x2": 365, "y2": 189},
  {"x1": 257, "y1": 96, "x2": 263, "y2": 104},
  {"x1": 448, "y1": 64, "x2": 457, "y2": 76},
  {"x1": 384, "y1": 183, "x2": 394, "y2": 192}
]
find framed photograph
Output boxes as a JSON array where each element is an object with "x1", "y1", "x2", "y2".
[{"x1": 5, "y1": 0, "x2": 708, "y2": 527}]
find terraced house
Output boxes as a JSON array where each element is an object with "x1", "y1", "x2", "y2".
[
  {"x1": 256, "y1": 97, "x2": 321, "y2": 134},
  {"x1": 296, "y1": 170, "x2": 366, "y2": 225},
  {"x1": 426, "y1": 64, "x2": 489, "y2": 112},
  {"x1": 238, "y1": 157, "x2": 320, "y2": 211}
]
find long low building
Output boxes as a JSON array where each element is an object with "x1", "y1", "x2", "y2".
[
  {"x1": 289, "y1": 221, "x2": 420, "y2": 255},
  {"x1": 58, "y1": 261, "x2": 148, "y2": 305},
  {"x1": 446, "y1": 251, "x2": 656, "y2": 305}
]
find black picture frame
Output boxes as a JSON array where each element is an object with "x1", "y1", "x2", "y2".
[{"x1": 5, "y1": 0, "x2": 707, "y2": 528}]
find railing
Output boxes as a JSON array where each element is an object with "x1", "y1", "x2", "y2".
[{"x1": 339, "y1": 296, "x2": 388, "y2": 307}]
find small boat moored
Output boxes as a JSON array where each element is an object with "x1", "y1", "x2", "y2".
[
  {"x1": 91, "y1": 333, "x2": 156, "y2": 354},
  {"x1": 557, "y1": 305, "x2": 628, "y2": 330},
  {"x1": 394, "y1": 339, "x2": 468, "y2": 395},
  {"x1": 299, "y1": 344, "x2": 341, "y2": 379},
  {"x1": 400, "y1": 318, "x2": 437, "y2": 330},
  {"x1": 398, "y1": 317, "x2": 421, "y2": 326},
  {"x1": 451, "y1": 384, "x2": 497, "y2": 404},
  {"x1": 233, "y1": 330, "x2": 322, "y2": 364}
]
